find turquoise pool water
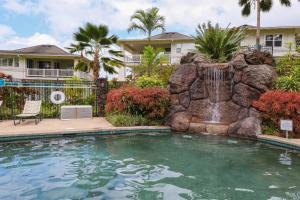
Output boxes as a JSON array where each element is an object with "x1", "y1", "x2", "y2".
[{"x1": 0, "y1": 133, "x2": 300, "y2": 200}]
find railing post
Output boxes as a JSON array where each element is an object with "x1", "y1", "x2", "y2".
[{"x1": 95, "y1": 78, "x2": 108, "y2": 117}]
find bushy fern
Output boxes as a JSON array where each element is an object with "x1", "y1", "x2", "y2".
[{"x1": 194, "y1": 22, "x2": 246, "y2": 62}]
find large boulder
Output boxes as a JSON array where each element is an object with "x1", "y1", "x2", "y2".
[
  {"x1": 170, "y1": 112, "x2": 191, "y2": 132},
  {"x1": 190, "y1": 78, "x2": 208, "y2": 100},
  {"x1": 242, "y1": 65, "x2": 277, "y2": 92},
  {"x1": 232, "y1": 83, "x2": 261, "y2": 107},
  {"x1": 245, "y1": 50, "x2": 276, "y2": 67},
  {"x1": 169, "y1": 64, "x2": 198, "y2": 93},
  {"x1": 228, "y1": 117, "x2": 261, "y2": 137}
]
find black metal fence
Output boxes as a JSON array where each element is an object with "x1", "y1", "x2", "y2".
[
  {"x1": 242, "y1": 45, "x2": 273, "y2": 55},
  {"x1": 0, "y1": 79, "x2": 100, "y2": 120}
]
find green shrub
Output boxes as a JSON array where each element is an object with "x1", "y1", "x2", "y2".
[
  {"x1": 194, "y1": 21, "x2": 245, "y2": 62},
  {"x1": 276, "y1": 54, "x2": 300, "y2": 76},
  {"x1": 106, "y1": 113, "x2": 161, "y2": 126},
  {"x1": 135, "y1": 76, "x2": 165, "y2": 88},
  {"x1": 275, "y1": 75, "x2": 300, "y2": 91}
]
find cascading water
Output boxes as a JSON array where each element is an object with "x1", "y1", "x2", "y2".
[{"x1": 205, "y1": 66, "x2": 233, "y2": 123}]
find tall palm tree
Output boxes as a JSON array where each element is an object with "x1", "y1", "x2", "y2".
[
  {"x1": 239, "y1": 0, "x2": 296, "y2": 49},
  {"x1": 70, "y1": 23, "x2": 123, "y2": 81},
  {"x1": 128, "y1": 7, "x2": 166, "y2": 45}
]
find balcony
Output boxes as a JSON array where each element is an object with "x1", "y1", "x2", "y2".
[
  {"x1": 26, "y1": 68, "x2": 74, "y2": 78},
  {"x1": 25, "y1": 68, "x2": 92, "y2": 80},
  {"x1": 124, "y1": 53, "x2": 183, "y2": 65}
]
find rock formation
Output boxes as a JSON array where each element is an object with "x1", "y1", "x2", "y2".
[{"x1": 167, "y1": 51, "x2": 277, "y2": 138}]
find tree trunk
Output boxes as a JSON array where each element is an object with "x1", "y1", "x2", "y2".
[
  {"x1": 93, "y1": 48, "x2": 100, "y2": 82},
  {"x1": 147, "y1": 33, "x2": 151, "y2": 76},
  {"x1": 256, "y1": 0, "x2": 261, "y2": 51}
]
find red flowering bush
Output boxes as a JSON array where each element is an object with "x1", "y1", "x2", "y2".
[
  {"x1": 0, "y1": 72, "x2": 12, "y2": 79},
  {"x1": 253, "y1": 90, "x2": 300, "y2": 134},
  {"x1": 106, "y1": 86, "x2": 170, "y2": 119}
]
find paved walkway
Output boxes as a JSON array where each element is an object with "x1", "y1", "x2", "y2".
[
  {"x1": 0, "y1": 118, "x2": 169, "y2": 138},
  {"x1": 258, "y1": 134, "x2": 300, "y2": 150}
]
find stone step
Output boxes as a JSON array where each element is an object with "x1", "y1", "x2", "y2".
[{"x1": 189, "y1": 122, "x2": 229, "y2": 135}]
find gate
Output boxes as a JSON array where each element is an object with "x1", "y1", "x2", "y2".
[{"x1": 0, "y1": 79, "x2": 104, "y2": 120}]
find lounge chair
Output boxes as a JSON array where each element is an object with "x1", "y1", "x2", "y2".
[
  {"x1": 14, "y1": 100, "x2": 42, "y2": 125},
  {"x1": 0, "y1": 100, "x2": 2, "y2": 121}
]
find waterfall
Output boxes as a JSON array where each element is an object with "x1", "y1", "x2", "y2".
[{"x1": 205, "y1": 67, "x2": 228, "y2": 123}]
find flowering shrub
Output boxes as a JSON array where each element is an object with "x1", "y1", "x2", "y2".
[
  {"x1": 106, "y1": 86, "x2": 170, "y2": 119},
  {"x1": 0, "y1": 72, "x2": 12, "y2": 79},
  {"x1": 253, "y1": 91, "x2": 300, "y2": 134}
]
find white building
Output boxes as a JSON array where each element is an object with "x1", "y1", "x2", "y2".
[
  {"x1": 117, "y1": 32, "x2": 195, "y2": 80},
  {"x1": 241, "y1": 25, "x2": 300, "y2": 57},
  {"x1": 0, "y1": 45, "x2": 92, "y2": 81}
]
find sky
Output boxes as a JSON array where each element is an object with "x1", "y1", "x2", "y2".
[{"x1": 0, "y1": 0, "x2": 300, "y2": 50}]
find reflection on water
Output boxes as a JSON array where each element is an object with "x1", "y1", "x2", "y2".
[{"x1": 0, "y1": 134, "x2": 300, "y2": 200}]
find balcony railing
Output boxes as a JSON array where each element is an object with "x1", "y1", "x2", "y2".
[
  {"x1": 26, "y1": 68, "x2": 74, "y2": 78},
  {"x1": 124, "y1": 53, "x2": 183, "y2": 64}
]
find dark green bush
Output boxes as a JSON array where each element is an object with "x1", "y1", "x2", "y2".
[{"x1": 106, "y1": 113, "x2": 161, "y2": 126}]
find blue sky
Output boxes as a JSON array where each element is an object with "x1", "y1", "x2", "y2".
[{"x1": 0, "y1": 0, "x2": 300, "y2": 50}]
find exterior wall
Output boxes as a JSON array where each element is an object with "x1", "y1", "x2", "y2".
[
  {"x1": 241, "y1": 29, "x2": 297, "y2": 57},
  {"x1": 0, "y1": 57, "x2": 26, "y2": 79},
  {"x1": 170, "y1": 42, "x2": 195, "y2": 63}
]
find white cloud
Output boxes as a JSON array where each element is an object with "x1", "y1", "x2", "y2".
[
  {"x1": 2, "y1": 0, "x2": 36, "y2": 14},
  {"x1": 0, "y1": 24, "x2": 15, "y2": 38},
  {"x1": 0, "y1": 30, "x2": 61, "y2": 50},
  {"x1": 1, "y1": 0, "x2": 300, "y2": 47}
]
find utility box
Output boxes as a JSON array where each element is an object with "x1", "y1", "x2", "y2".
[{"x1": 61, "y1": 105, "x2": 92, "y2": 120}]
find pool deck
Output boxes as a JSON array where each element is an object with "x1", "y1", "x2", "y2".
[
  {"x1": 257, "y1": 134, "x2": 300, "y2": 151},
  {"x1": 0, "y1": 118, "x2": 170, "y2": 141}
]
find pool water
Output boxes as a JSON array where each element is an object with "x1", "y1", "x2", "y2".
[{"x1": 0, "y1": 134, "x2": 300, "y2": 200}]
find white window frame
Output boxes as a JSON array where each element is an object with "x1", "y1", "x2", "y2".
[{"x1": 265, "y1": 34, "x2": 283, "y2": 48}]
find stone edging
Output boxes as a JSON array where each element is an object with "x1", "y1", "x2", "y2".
[
  {"x1": 0, "y1": 127, "x2": 171, "y2": 142},
  {"x1": 257, "y1": 135, "x2": 300, "y2": 151}
]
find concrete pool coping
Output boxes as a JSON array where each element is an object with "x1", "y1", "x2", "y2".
[
  {"x1": 0, "y1": 118, "x2": 171, "y2": 142},
  {"x1": 257, "y1": 135, "x2": 300, "y2": 151}
]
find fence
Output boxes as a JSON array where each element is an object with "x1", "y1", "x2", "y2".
[
  {"x1": 242, "y1": 45, "x2": 273, "y2": 55},
  {"x1": 0, "y1": 79, "x2": 108, "y2": 120}
]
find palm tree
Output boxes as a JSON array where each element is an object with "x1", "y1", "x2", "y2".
[
  {"x1": 194, "y1": 22, "x2": 246, "y2": 62},
  {"x1": 70, "y1": 23, "x2": 123, "y2": 81},
  {"x1": 128, "y1": 7, "x2": 166, "y2": 45},
  {"x1": 239, "y1": 0, "x2": 296, "y2": 49}
]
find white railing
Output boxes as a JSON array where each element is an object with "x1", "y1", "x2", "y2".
[
  {"x1": 124, "y1": 53, "x2": 183, "y2": 64},
  {"x1": 26, "y1": 68, "x2": 74, "y2": 78}
]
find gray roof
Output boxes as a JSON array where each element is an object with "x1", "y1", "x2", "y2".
[
  {"x1": 241, "y1": 24, "x2": 300, "y2": 30},
  {"x1": 0, "y1": 45, "x2": 78, "y2": 57},
  {"x1": 149, "y1": 32, "x2": 193, "y2": 40}
]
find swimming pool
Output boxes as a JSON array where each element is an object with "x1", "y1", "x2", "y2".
[{"x1": 0, "y1": 133, "x2": 299, "y2": 199}]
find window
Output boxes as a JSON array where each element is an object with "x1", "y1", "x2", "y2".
[
  {"x1": 176, "y1": 44, "x2": 182, "y2": 53},
  {"x1": 265, "y1": 35, "x2": 273, "y2": 47},
  {"x1": 274, "y1": 34, "x2": 282, "y2": 47},
  {"x1": 0, "y1": 57, "x2": 19, "y2": 67},
  {"x1": 265, "y1": 34, "x2": 282, "y2": 47}
]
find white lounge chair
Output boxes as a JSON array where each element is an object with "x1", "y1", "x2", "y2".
[
  {"x1": 0, "y1": 100, "x2": 2, "y2": 121},
  {"x1": 14, "y1": 100, "x2": 42, "y2": 125}
]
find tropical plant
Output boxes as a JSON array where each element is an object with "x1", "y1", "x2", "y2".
[
  {"x1": 137, "y1": 45, "x2": 168, "y2": 76},
  {"x1": 276, "y1": 75, "x2": 300, "y2": 91},
  {"x1": 297, "y1": 45, "x2": 300, "y2": 53},
  {"x1": 135, "y1": 75, "x2": 165, "y2": 88},
  {"x1": 128, "y1": 7, "x2": 166, "y2": 45},
  {"x1": 238, "y1": 0, "x2": 297, "y2": 49},
  {"x1": 194, "y1": 22, "x2": 246, "y2": 62},
  {"x1": 69, "y1": 23, "x2": 123, "y2": 81}
]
